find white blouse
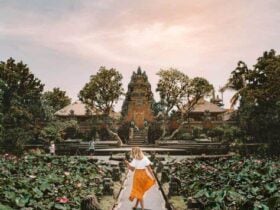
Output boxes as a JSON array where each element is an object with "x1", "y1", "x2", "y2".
[{"x1": 130, "y1": 156, "x2": 151, "y2": 169}]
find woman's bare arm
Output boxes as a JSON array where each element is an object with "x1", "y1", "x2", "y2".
[
  {"x1": 146, "y1": 165, "x2": 156, "y2": 180},
  {"x1": 125, "y1": 160, "x2": 135, "y2": 171}
]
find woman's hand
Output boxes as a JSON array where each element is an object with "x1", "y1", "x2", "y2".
[
  {"x1": 124, "y1": 160, "x2": 135, "y2": 171},
  {"x1": 124, "y1": 160, "x2": 129, "y2": 166},
  {"x1": 146, "y1": 165, "x2": 156, "y2": 180}
]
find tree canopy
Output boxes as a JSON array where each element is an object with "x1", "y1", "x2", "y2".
[
  {"x1": 0, "y1": 79, "x2": 4, "y2": 142},
  {"x1": 79, "y1": 67, "x2": 124, "y2": 145},
  {"x1": 156, "y1": 68, "x2": 213, "y2": 139},
  {"x1": 220, "y1": 61, "x2": 249, "y2": 108},
  {"x1": 42, "y1": 87, "x2": 71, "y2": 112},
  {"x1": 156, "y1": 69, "x2": 189, "y2": 114},
  {"x1": 0, "y1": 58, "x2": 45, "y2": 149},
  {"x1": 79, "y1": 67, "x2": 124, "y2": 115},
  {"x1": 224, "y1": 49, "x2": 280, "y2": 153}
]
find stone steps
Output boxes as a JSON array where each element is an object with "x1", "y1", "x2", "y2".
[{"x1": 128, "y1": 129, "x2": 147, "y2": 145}]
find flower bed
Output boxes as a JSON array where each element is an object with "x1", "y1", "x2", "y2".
[
  {"x1": 164, "y1": 156, "x2": 280, "y2": 209},
  {"x1": 0, "y1": 155, "x2": 110, "y2": 209}
]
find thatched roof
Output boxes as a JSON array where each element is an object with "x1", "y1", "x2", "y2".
[
  {"x1": 54, "y1": 101, "x2": 121, "y2": 119},
  {"x1": 190, "y1": 98, "x2": 226, "y2": 113},
  {"x1": 54, "y1": 101, "x2": 100, "y2": 117},
  {"x1": 223, "y1": 109, "x2": 236, "y2": 121}
]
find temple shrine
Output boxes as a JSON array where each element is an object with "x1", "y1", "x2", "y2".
[{"x1": 121, "y1": 67, "x2": 155, "y2": 129}]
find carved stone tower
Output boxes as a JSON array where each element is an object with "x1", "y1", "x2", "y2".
[{"x1": 121, "y1": 67, "x2": 154, "y2": 129}]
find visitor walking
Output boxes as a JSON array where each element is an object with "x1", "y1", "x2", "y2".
[
  {"x1": 49, "y1": 141, "x2": 55, "y2": 155},
  {"x1": 125, "y1": 147, "x2": 155, "y2": 210},
  {"x1": 88, "y1": 139, "x2": 95, "y2": 156}
]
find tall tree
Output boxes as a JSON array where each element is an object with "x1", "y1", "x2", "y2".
[
  {"x1": 40, "y1": 88, "x2": 71, "y2": 122},
  {"x1": 0, "y1": 79, "x2": 4, "y2": 143},
  {"x1": 220, "y1": 61, "x2": 249, "y2": 109},
  {"x1": 0, "y1": 58, "x2": 45, "y2": 149},
  {"x1": 156, "y1": 68, "x2": 213, "y2": 140},
  {"x1": 235, "y1": 50, "x2": 280, "y2": 153},
  {"x1": 79, "y1": 67, "x2": 124, "y2": 146},
  {"x1": 42, "y1": 87, "x2": 71, "y2": 115}
]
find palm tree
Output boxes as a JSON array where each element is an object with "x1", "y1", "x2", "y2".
[{"x1": 220, "y1": 61, "x2": 249, "y2": 109}]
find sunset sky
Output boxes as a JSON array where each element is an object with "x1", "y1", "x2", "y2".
[{"x1": 1, "y1": 0, "x2": 280, "y2": 110}]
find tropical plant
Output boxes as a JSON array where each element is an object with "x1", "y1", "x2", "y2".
[
  {"x1": 147, "y1": 121, "x2": 162, "y2": 144},
  {"x1": 0, "y1": 155, "x2": 112, "y2": 209},
  {"x1": 220, "y1": 61, "x2": 249, "y2": 109},
  {"x1": 223, "y1": 50, "x2": 280, "y2": 153},
  {"x1": 207, "y1": 125, "x2": 242, "y2": 142},
  {"x1": 0, "y1": 79, "x2": 4, "y2": 144},
  {"x1": 117, "y1": 122, "x2": 130, "y2": 144},
  {"x1": 163, "y1": 156, "x2": 280, "y2": 209},
  {"x1": 39, "y1": 120, "x2": 79, "y2": 143}
]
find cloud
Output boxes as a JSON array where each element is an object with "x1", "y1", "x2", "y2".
[
  {"x1": 0, "y1": 0, "x2": 248, "y2": 64},
  {"x1": 0, "y1": 0, "x2": 280, "y2": 109}
]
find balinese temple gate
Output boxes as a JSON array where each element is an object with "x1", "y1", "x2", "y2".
[{"x1": 121, "y1": 67, "x2": 155, "y2": 144}]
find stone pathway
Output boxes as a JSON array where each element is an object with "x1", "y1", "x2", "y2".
[{"x1": 114, "y1": 171, "x2": 166, "y2": 210}]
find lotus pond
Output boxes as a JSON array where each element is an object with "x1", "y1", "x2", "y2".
[
  {"x1": 0, "y1": 155, "x2": 111, "y2": 210},
  {"x1": 169, "y1": 156, "x2": 280, "y2": 209}
]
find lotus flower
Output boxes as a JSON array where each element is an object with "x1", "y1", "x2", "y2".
[
  {"x1": 56, "y1": 196, "x2": 69, "y2": 203},
  {"x1": 76, "y1": 182, "x2": 82, "y2": 188},
  {"x1": 64, "y1": 171, "x2": 70, "y2": 176}
]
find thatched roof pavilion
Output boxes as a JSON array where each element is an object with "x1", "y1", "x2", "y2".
[
  {"x1": 55, "y1": 101, "x2": 99, "y2": 117},
  {"x1": 190, "y1": 98, "x2": 226, "y2": 113}
]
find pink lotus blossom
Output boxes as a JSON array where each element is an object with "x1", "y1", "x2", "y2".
[{"x1": 56, "y1": 196, "x2": 69, "y2": 203}]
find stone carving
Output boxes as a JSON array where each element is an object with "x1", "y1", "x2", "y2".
[
  {"x1": 161, "y1": 167, "x2": 170, "y2": 183},
  {"x1": 125, "y1": 152, "x2": 131, "y2": 161},
  {"x1": 187, "y1": 197, "x2": 203, "y2": 209},
  {"x1": 112, "y1": 166, "x2": 121, "y2": 181},
  {"x1": 102, "y1": 178, "x2": 113, "y2": 195},
  {"x1": 168, "y1": 176, "x2": 181, "y2": 196},
  {"x1": 80, "y1": 194, "x2": 101, "y2": 210},
  {"x1": 156, "y1": 161, "x2": 164, "y2": 173},
  {"x1": 150, "y1": 151, "x2": 156, "y2": 162},
  {"x1": 119, "y1": 161, "x2": 126, "y2": 173}
]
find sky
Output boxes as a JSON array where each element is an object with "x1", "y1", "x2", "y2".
[{"x1": 0, "y1": 0, "x2": 280, "y2": 111}]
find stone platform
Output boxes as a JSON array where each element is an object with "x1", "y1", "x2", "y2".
[{"x1": 95, "y1": 146, "x2": 185, "y2": 155}]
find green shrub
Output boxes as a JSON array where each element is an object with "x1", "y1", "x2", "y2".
[
  {"x1": 207, "y1": 125, "x2": 242, "y2": 143},
  {"x1": 207, "y1": 126, "x2": 224, "y2": 141},
  {"x1": 117, "y1": 122, "x2": 130, "y2": 144},
  {"x1": 39, "y1": 120, "x2": 79, "y2": 143},
  {"x1": 98, "y1": 127, "x2": 110, "y2": 141},
  {"x1": 167, "y1": 156, "x2": 280, "y2": 209},
  {"x1": 148, "y1": 122, "x2": 162, "y2": 144},
  {"x1": 0, "y1": 155, "x2": 108, "y2": 209},
  {"x1": 192, "y1": 126, "x2": 203, "y2": 139},
  {"x1": 172, "y1": 127, "x2": 193, "y2": 140}
]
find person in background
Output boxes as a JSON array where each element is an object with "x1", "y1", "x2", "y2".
[
  {"x1": 125, "y1": 147, "x2": 155, "y2": 210},
  {"x1": 49, "y1": 141, "x2": 55, "y2": 155},
  {"x1": 88, "y1": 139, "x2": 95, "y2": 156}
]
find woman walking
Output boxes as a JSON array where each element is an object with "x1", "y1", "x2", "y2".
[{"x1": 125, "y1": 147, "x2": 156, "y2": 210}]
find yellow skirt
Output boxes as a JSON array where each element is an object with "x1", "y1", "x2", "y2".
[{"x1": 129, "y1": 169, "x2": 155, "y2": 201}]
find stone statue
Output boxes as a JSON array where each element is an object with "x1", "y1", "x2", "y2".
[
  {"x1": 119, "y1": 161, "x2": 126, "y2": 173},
  {"x1": 168, "y1": 176, "x2": 181, "y2": 196},
  {"x1": 112, "y1": 167, "x2": 121, "y2": 181},
  {"x1": 80, "y1": 194, "x2": 101, "y2": 210},
  {"x1": 161, "y1": 167, "x2": 170, "y2": 183},
  {"x1": 102, "y1": 178, "x2": 113, "y2": 195}
]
